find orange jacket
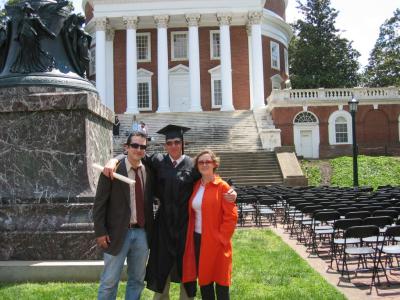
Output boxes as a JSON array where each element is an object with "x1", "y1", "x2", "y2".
[{"x1": 182, "y1": 176, "x2": 238, "y2": 286}]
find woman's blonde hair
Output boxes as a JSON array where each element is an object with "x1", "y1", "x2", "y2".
[{"x1": 194, "y1": 149, "x2": 220, "y2": 172}]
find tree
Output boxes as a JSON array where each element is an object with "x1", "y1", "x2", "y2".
[
  {"x1": 289, "y1": 0, "x2": 360, "y2": 89},
  {"x1": 363, "y1": 9, "x2": 400, "y2": 87}
]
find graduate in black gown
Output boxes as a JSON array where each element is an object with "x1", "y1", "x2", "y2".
[
  {"x1": 103, "y1": 124, "x2": 236, "y2": 299},
  {"x1": 145, "y1": 125, "x2": 199, "y2": 299}
]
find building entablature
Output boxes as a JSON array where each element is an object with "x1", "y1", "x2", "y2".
[
  {"x1": 268, "y1": 87, "x2": 400, "y2": 108},
  {"x1": 84, "y1": 0, "x2": 291, "y2": 43}
]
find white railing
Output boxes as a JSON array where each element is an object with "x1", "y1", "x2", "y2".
[{"x1": 269, "y1": 87, "x2": 400, "y2": 103}]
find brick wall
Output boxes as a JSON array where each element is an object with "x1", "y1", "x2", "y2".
[
  {"x1": 262, "y1": 36, "x2": 288, "y2": 100},
  {"x1": 264, "y1": 0, "x2": 286, "y2": 20},
  {"x1": 84, "y1": 2, "x2": 93, "y2": 24},
  {"x1": 271, "y1": 104, "x2": 400, "y2": 158}
]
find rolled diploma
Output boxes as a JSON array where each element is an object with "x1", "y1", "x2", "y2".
[{"x1": 92, "y1": 163, "x2": 135, "y2": 185}]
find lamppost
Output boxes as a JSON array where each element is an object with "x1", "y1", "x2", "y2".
[{"x1": 348, "y1": 97, "x2": 359, "y2": 187}]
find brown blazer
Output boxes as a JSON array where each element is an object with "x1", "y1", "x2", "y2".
[{"x1": 93, "y1": 158, "x2": 154, "y2": 255}]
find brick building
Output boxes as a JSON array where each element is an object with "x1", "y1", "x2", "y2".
[
  {"x1": 82, "y1": 0, "x2": 291, "y2": 113},
  {"x1": 83, "y1": 0, "x2": 400, "y2": 158}
]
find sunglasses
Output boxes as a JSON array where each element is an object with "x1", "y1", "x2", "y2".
[
  {"x1": 129, "y1": 143, "x2": 147, "y2": 150},
  {"x1": 165, "y1": 140, "x2": 182, "y2": 146},
  {"x1": 197, "y1": 160, "x2": 214, "y2": 166}
]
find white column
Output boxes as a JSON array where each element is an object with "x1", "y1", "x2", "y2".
[
  {"x1": 124, "y1": 16, "x2": 139, "y2": 114},
  {"x1": 217, "y1": 13, "x2": 234, "y2": 111},
  {"x1": 186, "y1": 14, "x2": 202, "y2": 112},
  {"x1": 248, "y1": 11, "x2": 265, "y2": 109},
  {"x1": 105, "y1": 27, "x2": 115, "y2": 111},
  {"x1": 154, "y1": 15, "x2": 170, "y2": 113},
  {"x1": 95, "y1": 17, "x2": 107, "y2": 105},
  {"x1": 246, "y1": 24, "x2": 253, "y2": 109}
]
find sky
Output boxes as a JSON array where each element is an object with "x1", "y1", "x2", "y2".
[{"x1": 4, "y1": 0, "x2": 398, "y2": 69}]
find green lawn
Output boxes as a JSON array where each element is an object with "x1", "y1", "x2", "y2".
[
  {"x1": 301, "y1": 155, "x2": 400, "y2": 188},
  {"x1": 0, "y1": 229, "x2": 345, "y2": 300}
]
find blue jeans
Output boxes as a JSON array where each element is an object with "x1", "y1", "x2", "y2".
[{"x1": 98, "y1": 228, "x2": 149, "y2": 300}]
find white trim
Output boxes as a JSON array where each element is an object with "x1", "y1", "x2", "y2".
[
  {"x1": 271, "y1": 74, "x2": 283, "y2": 90},
  {"x1": 171, "y1": 31, "x2": 189, "y2": 61},
  {"x1": 270, "y1": 40, "x2": 280, "y2": 70},
  {"x1": 293, "y1": 111, "x2": 320, "y2": 159},
  {"x1": 208, "y1": 65, "x2": 222, "y2": 108},
  {"x1": 209, "y1": 30, "x2": 221, "y2": 60},
  {"x1": 137, "y1": 32, "x2": 151, "y2": 62},
  {"x1": 328, "y1": 110, "x2": 352, "y2": 145},
  {"x1": 284, "y1": 48, "x2": 289, "y2": 75},
  {"x1": 137, "y1": 68, "x2": 154, "y2": 111}
]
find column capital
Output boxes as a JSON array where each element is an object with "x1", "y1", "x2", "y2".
[
  {"x1": 106, "y1": 27, "x2": 115, "y2": 41},
  {"x1": 154, "y1": 15, "x2": 169, "y2": 28},
  {"x1": 123, "y1": 16, "x2": 139, "y2": 30},
  {"x1": 246, "y1": 23, "x2": 252, "y2": 36},
  {"x1": 185, "y1": 13, "x2": 201, "y2": 27},
  {"x1": 248, "y1": 11, "x2": 263, "y2": 25},
  {"x1": 95, "y1": 17, "x2": 108, "y2": 31},
  {"x1": 217, "y1": 13, "x2": 232, "y2": 26}
]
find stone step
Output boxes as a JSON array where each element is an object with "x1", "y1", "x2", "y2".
[{"x1": 0, "y1": 260, "x2": 106, "y2": 282}]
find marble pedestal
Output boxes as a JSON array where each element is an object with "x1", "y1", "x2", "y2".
[{"x1": 0, "y1": 87, "x2": 113, "y2": 260}]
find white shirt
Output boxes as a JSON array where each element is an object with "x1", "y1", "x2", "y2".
[
  {"x1": 125, "y1": 158, "x2": 146, "y2": 224},
  {"x1": 192, "y1": 184, "x2": 205, "y2": 234},
  {"x1": 169, "y1": 154, "x2": 185, "y2": 167}
]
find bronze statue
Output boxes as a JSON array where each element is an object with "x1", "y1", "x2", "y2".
[
  {"x1": 9, "y1": 1, "x2": 70, "y2": 74},
  {"x1": 62, "y1": 13, "x2": 92, "y2": 78},
  {"x1": 0, "y1": 16, "x2": 11, "y2": 73}
]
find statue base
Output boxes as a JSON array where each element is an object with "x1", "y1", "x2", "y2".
[{"x1": 0, "y1": 86, "x2": 113, "y2": 260}]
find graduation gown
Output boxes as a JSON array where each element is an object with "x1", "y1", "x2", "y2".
[{"x1": 144, "y1": 153, "x2": 200, "y2": 293}]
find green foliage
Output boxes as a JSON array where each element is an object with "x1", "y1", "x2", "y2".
[
  {"x1": 363, "y1": 9, "x2": 400, "y2": 87},
  {"x1": 289, "y1": 0, "x2": 360, "y2": 88},
  {"x1": 0, "y1": 230, "x2": 345, "y2": 300},
  {"x1": 330, "y1": 155, "x2": 400, "y2": 188},
  {"x1": 301, "y1": 160, "x2": 322, "y2": 186}
]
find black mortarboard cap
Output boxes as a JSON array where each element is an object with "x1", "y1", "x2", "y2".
[{"x1": 157, "y1": 124, "x2": 191, "y2": 154}]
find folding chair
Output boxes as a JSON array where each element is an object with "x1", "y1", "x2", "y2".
[
  {"x1": 310, "y1": 210, "x2": 340, "y2": 256},
  {"x1": 375, "y1": 225, "x2": 400, "y2": 289},
  {"x1": 330, "y1": 218, "x2": 363, "y2": 270},
  {"x1": 340, "y1": 225, "x2": 380, "y2": 293},
  {"x1": 345, "y1": 210, "x2": 371, "y2": 220}
]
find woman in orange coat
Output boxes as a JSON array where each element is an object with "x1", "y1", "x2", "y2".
[{"x1": 182, "y1": 149, "x2": 238, "y2": 300}]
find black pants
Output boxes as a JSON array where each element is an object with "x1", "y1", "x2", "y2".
[{"x1": 194, "y1": 232, "x2": 230, "y2": 300}]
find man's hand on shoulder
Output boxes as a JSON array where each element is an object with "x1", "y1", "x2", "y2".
[
  {"x1": 223, "y1": 188, "x2": 237, "y2": 203},
  {"x1": 103, "y1": 158, "x2": 119, "y2": 179}
]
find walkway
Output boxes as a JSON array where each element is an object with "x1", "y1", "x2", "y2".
[{"x1": 270, "y1": 223, "x2": 400, "y2": 300}]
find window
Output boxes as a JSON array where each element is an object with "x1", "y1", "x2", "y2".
[
  {"x1": 328, "y1": 111, "x2": 352, "y2": 145},
  {"x1": 137, "y1": 32, "x2": 151, "y2": 62},
  {"x1": 208, "y1": 65, "x2": 222, "y2": 108},
  {"x1": 210, "y1": 30, "x2": 220, "y2": 60},
  {"x1": 89, "y1": 47, "x2": 96, "y2": 76},
  {"x1": 137, "y1": 82, "x2": 150, "y2": 109},
  {"x1": 335, "y1": 116, "x2": 348, "y2": 143},
  {"x1": 294, "y1": 111, "x2": 317, "y2": 123},
  {"x1": 137, "y1": 68, "x2": 153, "y2": 111},
  {"x1": 270, "y1": 41, "x2": 280, "y2": 70},
  {"x1": 284, "y1": 48, "x2": 289, "y2": 75},
  {"x1": 213, "y1": 79, "x2": 222, "y2": 106},
  {"x1": 171, "y1": 31, "x2": 188, "y2": 60}
]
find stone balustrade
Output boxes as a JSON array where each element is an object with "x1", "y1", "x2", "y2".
[{"x1": 268, "y1": 87, "x2": 400, "y2": 104}]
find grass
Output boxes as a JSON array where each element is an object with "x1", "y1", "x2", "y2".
[
  {"x1": 301, "y1": 155, "x2": 400, "y2": 189},
  {"x1": 0, "y1": 229, "x2": 345, "y2": 300}
]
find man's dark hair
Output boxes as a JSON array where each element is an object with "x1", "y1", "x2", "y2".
[{"x1": 126, "y1": 131, "x2": 147, "y2": 145}]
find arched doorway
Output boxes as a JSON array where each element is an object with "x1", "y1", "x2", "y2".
[{"x1": 293, "y1": 111, "x2": 320, "y2": 158}]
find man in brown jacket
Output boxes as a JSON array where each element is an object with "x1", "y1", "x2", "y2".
[{"x1": 93, "y1": 131, "x2": 154, "y2": 300}]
